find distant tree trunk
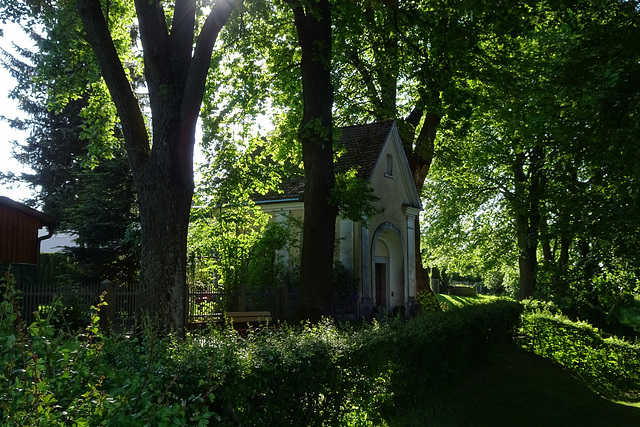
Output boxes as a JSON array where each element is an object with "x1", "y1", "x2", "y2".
[
  {"x1": 540, "y1": 215, "x2": 573, "y2": 286},
  {"x1": 77, "y1": 0, "x2": 237, "y2": 333},
  {"x1": 515, "y1": 211, "x2": 538, "y2": 300},
  {"x1": 398, "y1": 102, "x2": 441, "y2": 306},
  {"x1": 289, "y1": 0, "x2": 337, "y2": 321},
  {"x1": 511, "y1": 149, "x2": 544, "y2": 300}
]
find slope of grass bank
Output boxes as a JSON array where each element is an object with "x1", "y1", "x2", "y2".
[
  {"x1": 386, "y1": 345, "x2": 640, "y2": 426},
  {"x1": 411, "y1": 293, "x2": 640, "y2": 426},
  {"x1": 436, "y1": 293, "x2": 498, "y2": 309}
]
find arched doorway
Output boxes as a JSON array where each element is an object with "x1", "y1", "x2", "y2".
[{"x1": 371, "y1": 223, "x2": 405, "y2": 313}]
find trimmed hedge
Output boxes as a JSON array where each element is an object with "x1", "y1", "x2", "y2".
[
  {"x1": 367, "y1": 299, "x2": 523, "y2": 404},
  {"x1": 521, "y1": 301, "x2": 640, "y2": 400},
  {"x1": 103, "y1": 299, "x2": 523, "y2": 425}
]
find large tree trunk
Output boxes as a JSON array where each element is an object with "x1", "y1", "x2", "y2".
[
  {"x1": 515, "y1": 212, "x2": 538, "y2": 300},
  {"x1": 290, "y1": 0, "x2": 337, "y2": 321},
  {"x1": 136, "y1": 137, "x2": 194, "y2": 330},
  {"x1": 77, "y1": 0, "x2": 236, "y2": 333},
  {"x1": 408, "y1": 111, "x2": 439, "y2": 297}
]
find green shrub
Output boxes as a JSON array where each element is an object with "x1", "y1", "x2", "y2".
[
  {"x1": 521, "y1": 301, "x2": 640, "y2": 400},
  {"x1": 1, "y1": 276, "x2": 113, "y2": 425},
  {"x1": 1, "y1": 272, "x2": 525, "y2": 426},
  {"x1": 1, "y1": 275, "x2": 219, "y2": 426},
  {"x1": 386, "y1": 299, "x2": 523, "y2": 402}
]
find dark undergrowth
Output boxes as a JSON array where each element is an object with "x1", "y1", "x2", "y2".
[{"x1": 2, "y1": 274, "x2": 639, "y2": 426}]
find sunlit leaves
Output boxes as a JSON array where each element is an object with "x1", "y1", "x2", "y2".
[
  {"x1": 330, "y1": 168, "x2": 382, "y2": 225},
  {"x1": 422, "y1": 0, "x2": 640, "y2": 307},
  {"x1": 3, "y1": 0, "x2": 139, "y2": 161},
  {"x1": 190, "y1": 133, "x2": 288, "y2": 289},
  {"x1": 200, "y1": 0, "x2": 299, "y2": 152}
]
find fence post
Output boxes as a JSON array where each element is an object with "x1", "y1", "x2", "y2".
[
  {"x1": 279, "y1": 285, "x2": 288, "y2": 319},
  {"x1": 100, "y1": 279, "x2": 116, "y2": 332},
  {"x1": 237, "y1": 285, "x2": 247, "y2": 311}
]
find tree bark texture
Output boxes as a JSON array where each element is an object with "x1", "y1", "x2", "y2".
[
  {"x1": 511, "y1": 149, "x2": 544, "y2": 300},
  {"x1": 77, "y1": 0, "x2": 237, "y2": 333},
  {"x1": 397, "y1": 104, "x2": 441, "y2": 305},
  {"x1": 290, "y1": 0, "x2": 338, "y2": 321}
]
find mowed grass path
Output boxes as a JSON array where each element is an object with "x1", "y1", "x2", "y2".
[{"x1": 388, "y1": 345, "x2": 640, "y2": 426}]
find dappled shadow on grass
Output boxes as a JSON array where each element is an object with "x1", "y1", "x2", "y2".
[
  {"x1": 436, "y1": 294, "x2": 500, "y2": 310},
  {"x1": 386, "y1": 346, "x2": 640, "y2": 427}
]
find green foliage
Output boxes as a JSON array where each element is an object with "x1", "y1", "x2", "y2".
[
  {"x1": 620, "y1": 296, "x2": 640, "y2": 334},
  {"x1": 330, "y1": 168, "x2": 383, "y2": 226},
  {"x1": 1, "y1": 273, "x2": 220, "y2": 426},
  {"x1": 189, "y1": 206, "x2": 302, "y2": 292},
  {"x1": 38, "y1": 253, "x2": 79, "y2": 285},
  {"x1": 245, "y1": 215, "x2": 303, "y2": 289},
  {"x1": 417, "y1": 289, "x2": 446, "y2": 312},
  {"x1": 189, "y1": 203, "x2": 268, "y2": 291},
  {"x1": 1, "y1": 272, "x2": 524, "y2": 425},
  {"x1": 190, "y1": 137, "x2": 273, "y2": 290},
  {"x1": 535, "y1": 268, "x2": 638, "y2": 333},
  {"x1": 0, "y1": 274, "x2": 111, "y2": 425},
  {"x1": 201, "y1": 0, "x2": 300, "y2": 155},
  {"x1": 521, "y1": 300, "x2": 640, "y2": 401},
  {"x1": 190, "y1": 132, "x2": 305, "y2": 291},
  {"x1": 135, "y1": 299, "x2": 521, "y2": 425},
  {"x1": 10, "y1": 277, "x2": 638, "y2": 423},
  {"x1": 422, "y1": 0, "x2": 640, "y2": 307}
]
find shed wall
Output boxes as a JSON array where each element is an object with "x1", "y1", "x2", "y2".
[{"x1": 0, "y1": 204, "x2": 41, "y2": 264}]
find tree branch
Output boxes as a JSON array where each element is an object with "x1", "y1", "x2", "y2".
[
  {"x1": 134, "y1": 0, "x2": 170, "y2": 109},
  {"x1": 76, "y1": 0, "x2": 149, "y2": 170},
  {"x1": 171, "y1": 0, "x2": 196, "y2": 76},
  {"x1": 347, "y1": 47, "x2": 384, "y2": 120},
  {"x1": 183, "y1": 0, "x2": 240, "y2": 124}
]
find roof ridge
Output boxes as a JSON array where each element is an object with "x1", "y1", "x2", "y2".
[
  {"x1": 0, "y1": 196, "x2": 58, "y2": 226},
  {"x1": 338, "y1": 119, "x2": 395, "y2": 131}
]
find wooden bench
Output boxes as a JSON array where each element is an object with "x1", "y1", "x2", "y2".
[
  {"x1": 225, "y1": 311, "x2": 272, "y2": 326},
  {"x1": 187, "y1": 311, "x2": 272, "y2": 332}
]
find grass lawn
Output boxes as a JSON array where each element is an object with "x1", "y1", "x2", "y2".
[
  {"x1": 386, "y1": 345, "x2": 640, "y2": 427},
  {"x1": 436, "y1": 293, "x2": 498, "y2": 309}
]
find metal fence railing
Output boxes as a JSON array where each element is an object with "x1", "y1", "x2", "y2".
[
  {"x1": 188, "y1": 283, "x2": 226, "y2": 324},
  {"x1": 10, "y1": 280, "x2": 306, "y2": 330}
]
